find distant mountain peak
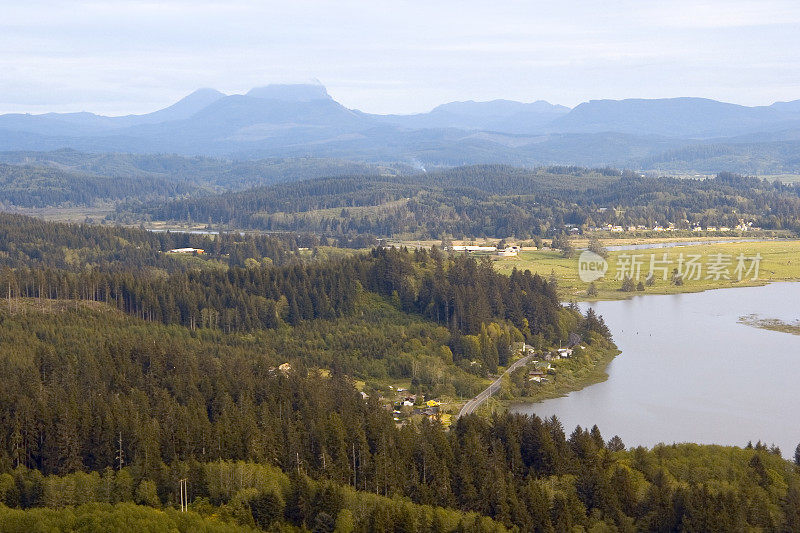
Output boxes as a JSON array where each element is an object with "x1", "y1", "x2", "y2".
[
  {"x1": 167, "y1": 88, "x2": 226, "y2": 108},
  {"x1": 246, "y1": 84, "x2": 331, "y2": 102},
  {"x1": 184, "y1": 88, "x2": 226, "y2": 101},
  {"x1": 125, "y1": 88, "x2": 227, "y2": 124}
]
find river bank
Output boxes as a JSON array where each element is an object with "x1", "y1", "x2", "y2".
[
  {"x1": 456, "y1": 240, "x2": 799, "y2": 419},
  {"x1": 494, "y1": 239, "x2": 800, "y2": 301},
  {"x1": 510, "y1": 282, "x2": 800, "y2": 456},
  {"x1": 470, "y1": 339, "x2": 619, "y2": 416}
]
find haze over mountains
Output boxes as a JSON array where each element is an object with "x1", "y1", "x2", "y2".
[{"x1": 3, "y1": 83, "x2": 800, "y2": 174}]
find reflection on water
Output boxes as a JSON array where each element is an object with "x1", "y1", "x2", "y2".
[{"x1": 511, "y1": 282, "x2": 800, "y2": 455}]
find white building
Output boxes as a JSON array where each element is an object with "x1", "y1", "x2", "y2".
[
  {"x1": 167, "y1": 247, "x2": 205, "y2": 254},
  {"x1": 497, "y1": 245, "x2": 520, "y2": 257},
  {"x1": 557, "y1": 348, "x2": 573, "y2": 358}
]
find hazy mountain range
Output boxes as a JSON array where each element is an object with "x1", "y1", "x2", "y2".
[{"x1": 3, "y1": 83, "x2": 800, "y2": 173}]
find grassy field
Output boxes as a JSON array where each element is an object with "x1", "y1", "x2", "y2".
[{"x1": 494, "y1": 239, "x2": 800, "y2": 301}]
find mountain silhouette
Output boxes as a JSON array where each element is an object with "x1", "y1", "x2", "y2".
[{"x1": 2, "y1": 83, "x2": 800, "y2": 172}]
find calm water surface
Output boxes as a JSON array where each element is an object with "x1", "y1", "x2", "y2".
[{"x1": 511, "y1": 282, "x2": 800, "y2": 454}]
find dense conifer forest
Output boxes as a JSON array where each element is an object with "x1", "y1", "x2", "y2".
[
  {"x1": 2, "y1": 214, "x2": 800, "y2": 531},
  {"x1": 7, "y1": 0, "x2": 800, "y2": 528},
  {"x1": 1, "y1": 300, "x2": 799, "y2": 531},
  {"x1": 0, "y1": 163, "x2": 198, "y2": 208},
  {"x1": 0, "y1": 215, "x2": 800, "y2": 532},
  {"x1": 125, "y1": 166, "x2": 800, "y2": 238},
  {"x1": 0, "y1": 214, "x2": 578, "y2": 343},
  {"x1": 0, "y1": 151, "x2": 403, "y2": 208}
]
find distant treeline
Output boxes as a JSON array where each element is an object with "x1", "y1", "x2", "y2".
[
  {"x1": 127, "y1": 165, "x2": 800, "y2": 238},
  {"x1": 638, "y1": 140, "x2": 800, "y2": 175},
  {"x1": 0, "y1": 150, "x2": 404, "y2": 207},
  {"x1": 0, "y1": 163, "x2": 197, "y2": 208},
  {"x1": 0, "y1": 212, "x2": 323, "y2": 270}
]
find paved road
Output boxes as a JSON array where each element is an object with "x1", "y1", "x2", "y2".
[{"x1": 457, "y1": 348, "x2": 535, "y2": 418}]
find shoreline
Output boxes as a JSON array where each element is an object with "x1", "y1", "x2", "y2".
[
  {"x1": 471, "y1": 342, "x2": 620, "y2": 415},
  {"x1": 574, "y1": 278, "x2": 786, "y2": 302},
  {"x1": 494, "y1": 239, "x2": 800, "y2": 303},
  {"x1": 452, "y1": 280, "x2": 800, "y2": 420},
  {"x1": 500, "y1": 280, "x2": 800, "y2": 414}
]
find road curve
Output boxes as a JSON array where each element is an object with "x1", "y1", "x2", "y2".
[{"x1": 457, "y1": 349, "x2": 535, "y2": 418}]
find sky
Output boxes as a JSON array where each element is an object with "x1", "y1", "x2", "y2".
[{"x1": 2, "y1": 0, "x2": 800, "y2": 116}]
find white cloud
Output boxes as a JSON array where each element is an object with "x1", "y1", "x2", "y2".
[
  {"x1": 637, "y1": 0, "x2": 800, "y2": 29},
  {"x1": 1, "y1": 0, "x2": 799, "y2": 114}
]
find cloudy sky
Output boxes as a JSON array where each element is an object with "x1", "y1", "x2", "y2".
[{"x1": 3, "y1": 0, "x2": 800, "y2": 115}]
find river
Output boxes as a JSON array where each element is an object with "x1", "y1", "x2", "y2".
[{"x1": 511, "y1": 282, "x2": 800, "y2": 455}]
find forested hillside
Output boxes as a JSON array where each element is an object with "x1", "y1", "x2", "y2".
[
  {"x1": 2, "y1": 214, "x2": 800, "y2": 531},
  {"x1": 637, "y1": 140, "x2": 800, "y2": 175},
  {"x1": 5, "y1": 151, "x2": 800, "y2": 237},
  {"x1": 129, "y1": 165, "x2": 800, "y2": 238},
  {"x1": 0, "y1": 214, "x2": 587, "y2": 366},
  {"x1": 0, "y1": 305, "x2": 798, "y2": 531},
  {"x1": 0, "y1": 150, "x2": 405, "y2": 208},
  {"x1": 0, "y1": 163, "x2": 198, "y2": 208}
]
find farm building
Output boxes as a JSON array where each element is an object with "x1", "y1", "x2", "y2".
[
  {"x1": 167, "y1": 248, "x2": 205, "y2": 254},
  {"x1": 497, "y1": 246, "x2": 520, "y2": 257}
]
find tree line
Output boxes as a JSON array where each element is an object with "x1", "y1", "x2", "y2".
[
  {"x1": 0, "y1": 212, "x2": 317, "y2": 270},
  {"x1": 0, "y1": 150, "x2": 404, "y2": 209},
  {"x1": 125, "y1": 165, "x2": 800, "y2": 239},
  {"x1": 0, "y1": 163, "x2": 198, "y2": 208}
]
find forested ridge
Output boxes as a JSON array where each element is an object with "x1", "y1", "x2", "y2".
[
  {"x1": 3, "y1": 213, "x2": 800, "y2": 531},
  {"x1": 0, "y1": 150, "x2": 405, "y2": 208},
  {"x1": 128, "y1": 165, "x2": 800, "y2": 238},
  {"x1": 5, "y1": 153, "x2": 799, "y2": 240},
  {"x1": 0, "y1": 214, "x2": 587, "y2": 370},
  {"x1": 0, "y1": 303, "x2": 798, "y2": 531},
  {"x1": 0, "y1": 212, "x2": 317, "y2": 271},
  {"x1": 636, "y1": 140, "x2": 800, "y2": 175},
  {"x1": 0, "y1": 162, "x2": 198, "y2": 208}
]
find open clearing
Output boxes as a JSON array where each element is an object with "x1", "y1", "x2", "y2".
[{"x1": 493, "y1": 239, "x2": 800, "y2": 300}]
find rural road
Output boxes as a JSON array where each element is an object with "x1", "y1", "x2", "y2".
[{"x1": 457, "y1": 347, "x2": 535, "y2": 418}]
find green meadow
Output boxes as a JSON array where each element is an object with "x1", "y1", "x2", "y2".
[{"x1": 494, "y1": 239, "x2": 800, "y2": 301}]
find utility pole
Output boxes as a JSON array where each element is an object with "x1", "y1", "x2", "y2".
[{"x1": 179, "y1": 478, "x2": 188, "y2": 512}]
